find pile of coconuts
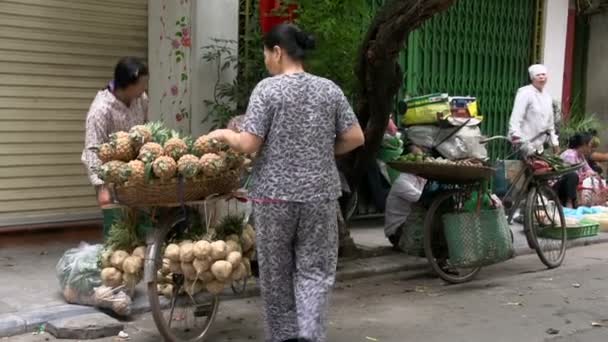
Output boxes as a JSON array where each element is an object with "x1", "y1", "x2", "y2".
[
  {"x1": 99, "y1": 245, "x2": 146, "y2": 297},
  {"x1": 158, "y1": 224, "x2": 256, "y2": 297}
]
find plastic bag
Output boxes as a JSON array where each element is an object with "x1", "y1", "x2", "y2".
[
  {"x1": 405, "y1": 125, "x2": 439, "y2": 148},
  {"x1": 57, "y1": 243, "x2": 103, "y2": 306},
  {"x1": 435, "y1": 126, "x2": 488, "y2": 160},
  {"x1": 56, "y1": 243, "x2": 134, "y2": 316},
  {"x1": 94, "y1": 286, "x2": 133, "y2": 316}
]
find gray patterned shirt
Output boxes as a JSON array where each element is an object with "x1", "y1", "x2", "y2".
[{"x1": 242, "y1": 72, "x2": 358, "y2": 202}]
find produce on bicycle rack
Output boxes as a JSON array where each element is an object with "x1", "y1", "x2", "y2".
[
  {"x1": 91, "y1": 121, "x2": 247, "y2": 205},
  {"x1": 156, "y1": 216, "x2": 256, "y2": 297}
]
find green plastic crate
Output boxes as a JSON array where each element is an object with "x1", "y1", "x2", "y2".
[{"x1": 539, "y1": 223, "x2": 600, "y2": 240}]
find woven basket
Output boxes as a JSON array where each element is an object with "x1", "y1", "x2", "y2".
[
  {"x1": 387, "y1": 161, "x2": 494, "y2": 184},
  {"x1": 113, "y1": 170, "x2": 240, "y2": 207},
  {"x1": 442, "y1": 207, "x2": 514, "y2": 268}
]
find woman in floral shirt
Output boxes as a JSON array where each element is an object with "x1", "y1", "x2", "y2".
[
  {"x1": 81, "y1": 57, "x2": 149, "y2": 206},
  {"x1": 555, "y1": 132, "x2": 595, "y2": 208},
  {"x1": 208, "y1": 24, "x2": 364, "y2": 342}
]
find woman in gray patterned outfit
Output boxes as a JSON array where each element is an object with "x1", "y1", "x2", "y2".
[{"x1": 208, "y1": 24, "x2": 364, "y2": 342}]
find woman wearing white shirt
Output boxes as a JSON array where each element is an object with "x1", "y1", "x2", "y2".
[{"x1": 508, "y1": 64, "x2": 560, "y2": 155}]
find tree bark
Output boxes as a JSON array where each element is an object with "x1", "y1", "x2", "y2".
[{"x1": 338, "y1": 0, "x2": 455, "y2": 257}]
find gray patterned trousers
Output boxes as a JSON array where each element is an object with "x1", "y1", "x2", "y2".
[{"x1": 252, "y1": 200, "x2": 338, "y2": 342}]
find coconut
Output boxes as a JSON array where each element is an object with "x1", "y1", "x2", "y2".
[
  {"x1": 132, "y1": 246, "x2": 146, "y2": 259},
  {"x1": 231, "y1": 262, "x2": 247, "y2": 281},
  {"x1": 193, "y1": 257, "x2": 212, "y2": 275},
  {"x1": 211, "y1": 260, "x2": 233, "y2": 282},
  {"x1": 164, "y1": 243, "x2": 180, "y2": 261},
  {"x1": 122, "y1": 256, "x2": 143, "y2": 275},
  {"x1": 199, "y1": 270, "x2": 215, "y2": 283},
  {"x1": 226, "y1": 234, "x2": 240, "y2": 243},
  {"x1": 169, "y1": 260, "x2": 183, "y2": 274},
  {"x1": 101, "y1": 267, "x2": 123, "y2": 288},
  {"x1": 179, "y1": 242, "x2": 195, "y2": 262},
  {"x1": 242, "y1": 258, "x2": 252, "y2": 277},
  {"x1": 161, "y1": 258, "x2": 171, "y2": 275},
  {"x1": 193, "y1": 240, "x2": 212, "y2": 259},
  {"x1": 210, "y1": 240, "x2": 228, "y2": 260},
  {"x1": 244, "y1": 248, "x2": 256, "y2": 260},
  {"x1": 240, "y1": 234, "x2": 254, "y2": 253},
  {"x1": 110, "y1": 250, "x2": 129, "y2": 270},
  {"x1": 100, "y1": 249, "x2": 113, "y2": 268},
  {"x1": 226, "y1": 252, "x2": 242, "y2": 268},
  {"x1": 161, "y1": 284, "x2": 174, "y2": 298},
  {"x1": 226, "y1": 240, "x2": 242, "y2": 254},
  {"x1": 181, "y1": 262, "x2": 197, "y2": 280},
  {"x1": 123, "y1": 272, "x2": 140, "y2": 294}
]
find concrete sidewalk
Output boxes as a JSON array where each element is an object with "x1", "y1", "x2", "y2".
[{"x1": 1, "y1": 221, "x2": 607, "y2": 338}]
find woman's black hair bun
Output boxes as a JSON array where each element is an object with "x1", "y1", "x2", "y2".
[{"x1": 295, "y1": 30, "x2": 316, "y2": 50}]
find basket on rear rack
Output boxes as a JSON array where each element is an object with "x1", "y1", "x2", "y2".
[
  {"x1": 111, "y1": 170, "x2": 241, "y2": 207},
  {"x1": 387, "y1": 161, "x2": 495, "y2": 184}
]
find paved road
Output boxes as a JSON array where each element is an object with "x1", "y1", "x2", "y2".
[{"x1": 8, "y1": 243, "x2": 608, "y2": 342}]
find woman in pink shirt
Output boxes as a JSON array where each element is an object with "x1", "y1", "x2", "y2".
[
  {"x1": 554, "y1": 132, "x2": 595, "y2": 208},
  {"x1": 81, "y1": 57, "x2": 149, "y2": 206}
]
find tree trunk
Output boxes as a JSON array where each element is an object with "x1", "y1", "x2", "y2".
[{"x1": 338, "y1": 0, "x2": 455, "y2": 256}]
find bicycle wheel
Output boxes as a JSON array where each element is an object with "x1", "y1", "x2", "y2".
[
  {"x1": 423, "y1": 191, "x2": 481, "y2": 284},
  {"x1": 524, "y1": 184, "x2": 567, "y2": 268},
  {"x1": 147, "y1": 217, "x2": 220, "y2": 342}
]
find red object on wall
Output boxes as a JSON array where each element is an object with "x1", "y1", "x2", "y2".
[
  {"x1": 561, "y1": 8, "x2": 576, "y2": 120},
  {"x1": 259, "y1": 0, "x2": 298, "y2": 34}
]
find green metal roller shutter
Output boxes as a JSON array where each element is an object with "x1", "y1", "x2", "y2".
[{"x1": 367, "y1": 0, "x2": 539, "y2": 159}]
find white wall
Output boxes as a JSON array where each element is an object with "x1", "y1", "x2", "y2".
[
  {"x1": 541, "y1": 0, "x2": 569, "y2": 102},
  {"x1": 148, "y1": 0, "x2": 239, "y2": 136},
  {"x1": 191, "y1": 0, "x2": 240, "y2": 137},
  {"x1": 148, "y1": 0, "x2": 162, "y2": 123}
]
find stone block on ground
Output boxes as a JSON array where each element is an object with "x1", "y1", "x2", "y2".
[{"x1": 46, "y1": 312, "x2": 123, "y2": 340}]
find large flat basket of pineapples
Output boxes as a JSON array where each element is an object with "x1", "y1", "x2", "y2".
[{"x1": 93, "y1": 122, "x2": 247, "y2": 207}]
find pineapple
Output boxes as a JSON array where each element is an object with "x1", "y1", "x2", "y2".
[
  {"x1": 98, "y1": 161, "x2": 128, "y2": 184},
  {"x1": 178, "y1": 154, "x2": 200, "y2": 179},
  {"x1": 125, "y1": 160, "x2": 146, "y2": 185},
  {"x1": 164, "y1": 130, "x2": 189, "y2": 161},
  {"x1": 110, "y1": 136, "x2": 136, "y2": 162},
  {"x1": 150, "y1": 122, "x2": 171, "y2": 146},
  {"x1": 129, "y1": 125, "x2": 152, "y2": 147},
  {"x1": 219, "y1": 150, "x2": 245, "y2": 170},
  {"x1": 138, "y1": 142, "x2": 164, "y2": 164},
  {"x1": 192, "y1": 136, "x2": 227, "y2": 156},
  {"x1": 109, "y1": 131, "x2": 130, "y2": 142},
  {"x1": 96, "y1": 143, "x2": 115, "y2": 163},
  {"x1": 152, "y1": 156, "x2": 177, "y2": 180},
  {"x1": 199, "y1": 153, "x2": 226, "y2": 177}
]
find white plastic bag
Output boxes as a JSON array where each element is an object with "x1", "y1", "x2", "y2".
[
  {"x1": 57, "y1": 243, "x2": 103, "y2": 306},
  {"x1": 405, "y1": 125, "x2": 439, "y2": 148},
  {"x1": 435, "y1": 126, "x2": 487, "y2": 160},
  {"x1": 56, "y1": 243, "x2": 133, "y2": 316}
]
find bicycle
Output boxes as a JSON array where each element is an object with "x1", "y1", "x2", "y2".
[
  {"x1": 392, "y1": 132, "x2": 581, "y2": 284},
  {"x1": 138, "y1": 193, "x2": 252, "y2": 342}
]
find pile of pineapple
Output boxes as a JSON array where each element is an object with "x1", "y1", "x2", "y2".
[{"x1": 95, "y1": 122, "x2": 245, "y2": 187}]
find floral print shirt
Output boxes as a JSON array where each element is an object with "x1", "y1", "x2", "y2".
[
  {"x1": 241, "y1": 72, "x2": 358, "y2": 202},
  {"x1": 81, "y1": 88, "x2": 148, "y2": 186},
  {"x1": 560, "y1": 148, "x2": 594, "y2": 179}
]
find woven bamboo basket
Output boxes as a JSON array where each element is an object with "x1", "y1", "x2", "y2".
[{"x1": 112, "y1": 170, "x2": 241, "y2": 207}]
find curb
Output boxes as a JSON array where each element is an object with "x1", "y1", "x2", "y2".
[
  {"x1": 0, "y1": 252, "x2": 425, "y2": 339},
  {"x1": 3, "y1": 237, "x2": 606, "y2": 339}
]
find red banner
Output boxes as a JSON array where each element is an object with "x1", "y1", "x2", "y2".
[{"x1": 259, "y1": 0, "x2": 298, "y2": 34}]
